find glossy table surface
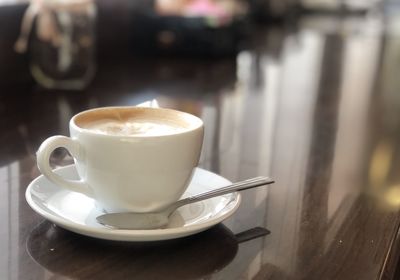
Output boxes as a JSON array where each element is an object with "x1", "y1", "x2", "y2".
[{"x1": 1, "y1": 9, "x2": 400, "y2": 280}]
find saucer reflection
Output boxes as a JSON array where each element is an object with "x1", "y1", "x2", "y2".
[{"x1": 26, "y1": 221, "x2": 238, "y2": 279}]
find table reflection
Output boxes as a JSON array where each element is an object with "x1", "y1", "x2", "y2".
[{"x1": 27, "y1": 222, "x2": 238, "y2": 279}]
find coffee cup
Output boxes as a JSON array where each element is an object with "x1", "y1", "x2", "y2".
[{"x1": 36, "y1": 106, "x2": 204, "y2": 213}]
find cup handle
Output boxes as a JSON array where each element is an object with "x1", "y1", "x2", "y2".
[{"x1": 36, "y1": 136, "x2": 94, "y2": 198}]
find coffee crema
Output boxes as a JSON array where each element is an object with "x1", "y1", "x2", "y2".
[
  {"x1": 83, "y1": 118, "x2": 186, "y2": 136},
  {"x1": 74, "y1": 107, "x2": 202, "y2": 137}
]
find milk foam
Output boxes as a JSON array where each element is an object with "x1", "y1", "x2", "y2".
[{"x1": 84, "y1": 119, "x2": 186, "y2": 136}]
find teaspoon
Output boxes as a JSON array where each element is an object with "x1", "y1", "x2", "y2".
[{"x1": 96, "y1": 176, "x2": 274, "y2": 230}]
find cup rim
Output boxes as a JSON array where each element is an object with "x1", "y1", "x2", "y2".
[{"x1": 70, "y1": 106, "x2": 204, "y2": 138}]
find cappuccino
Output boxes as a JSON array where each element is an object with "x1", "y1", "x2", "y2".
[
  {"x1": 83, "y1": 119, "x2": 186, "y2": 136},
  {"x1": 74, "y1": 107, "x2": 198, "y2": 137},
  {"x1": 38, "y1": 106, "x2": 204, "y2": 212}
]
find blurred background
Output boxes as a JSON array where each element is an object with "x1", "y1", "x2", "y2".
[
  {"x1": 0, "y1": 0, "x2": 398, "y2": 87},
  {"x1": 1, "y1": 0, "x2": 399, "y2": 85}
]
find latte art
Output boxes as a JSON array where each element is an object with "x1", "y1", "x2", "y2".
[{"x1": 84, "y1": 119, "x2": 186, "y2": 136}]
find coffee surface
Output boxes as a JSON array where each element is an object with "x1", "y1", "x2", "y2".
[
  {"x1": 74, "y1": 107, "x2": 202, "y2": 136},
  {"x1": 83, "y1": 118, "x2": 186, "y2": 136}
]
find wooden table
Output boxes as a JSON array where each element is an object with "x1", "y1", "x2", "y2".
[{"x1": 1, "y1": 4, "x2": 400, "y2": 279}]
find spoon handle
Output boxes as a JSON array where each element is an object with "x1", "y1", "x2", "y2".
[{"x1": 176, "y1": 176, "x2": 274, "y2": 208}]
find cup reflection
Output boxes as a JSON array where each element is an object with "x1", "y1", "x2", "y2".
[{"x1": 26, "y1": 221, "x2": 238, "y2": 279}]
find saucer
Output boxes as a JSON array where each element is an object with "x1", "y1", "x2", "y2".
[{"x1": 25, "y1": 165, "x2": 241, "y2": 241}]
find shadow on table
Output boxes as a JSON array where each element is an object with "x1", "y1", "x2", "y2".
[{"x1": 26, "y1": 221, "x2": 238, "y2": 279}]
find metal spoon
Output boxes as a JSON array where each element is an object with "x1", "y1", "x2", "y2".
[{"x1": 96, "y1": 176, "x2": 274, "y2": 230}]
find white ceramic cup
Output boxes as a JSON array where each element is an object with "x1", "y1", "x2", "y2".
[{"x1": 36, "y1": 106, "x2": 204, "y2": 213}]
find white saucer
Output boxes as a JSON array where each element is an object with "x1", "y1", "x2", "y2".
[{"x1": 25, "y1": 165, "x2": 241, "y2": 241}]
